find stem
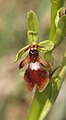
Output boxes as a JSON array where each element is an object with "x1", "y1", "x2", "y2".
[{"x1": 28, "y1": 85, "x2": 51, "y2": 120}]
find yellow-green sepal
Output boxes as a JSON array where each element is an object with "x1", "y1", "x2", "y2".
[
  {"x1": 15, "y1": 45, "x2": 29, "y2": 62},
  {"x1": 27, "y1": 10, "x2": 39, "y2": 44},
  {"x1": 38, "y1": 40, "x2": 54, "y2": 53}
]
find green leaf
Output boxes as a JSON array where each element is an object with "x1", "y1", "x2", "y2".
[
  {"x1": 38, "y1": 40, "x2": 54, "y2": 53},
  {"x1": 27, "y1": 10, "x2": 39, "y2": 44},
  {"x1": 15, "y1": 45, "x2": 29, "y2": 62}
]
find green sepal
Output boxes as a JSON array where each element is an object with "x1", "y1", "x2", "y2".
[
  {"x1": 15, "y1": 45, "x2": 29, "y2": 62},
  {"x1": 38, "y1": 40, "x2": 54, "y2": 53},
  {"x1": 27, "y1": 10, "x2": 39, "y2": 44}
]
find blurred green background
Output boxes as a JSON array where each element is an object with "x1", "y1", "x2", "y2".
[{"x1": 0, "y1": 0, "x2": 66, "y2": 120}]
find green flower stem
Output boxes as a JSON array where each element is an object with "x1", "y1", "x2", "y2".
[
  {"x1": 49, "y1": 0, "x2": 65, "y2": 40},
  {"x1": 28, "y1": 85, "x2": 52, "y2": 120},
  {"x1": 28, "y1": 54, "x2": 66, "y2": 120}
]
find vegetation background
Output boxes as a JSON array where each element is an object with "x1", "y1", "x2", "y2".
[{"x1": 0, "y1": 0, "x2": 66, "y2": 120}]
